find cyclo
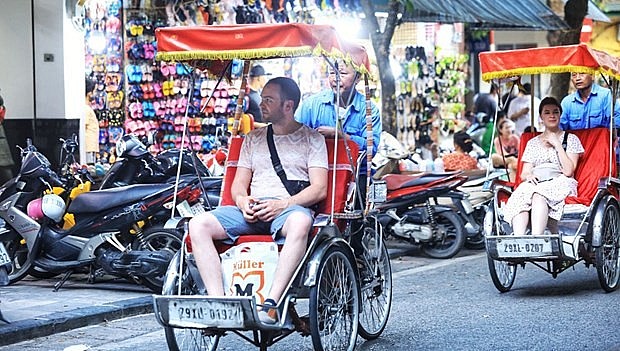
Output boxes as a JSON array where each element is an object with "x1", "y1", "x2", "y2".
[
  {"x1": 150, "y1": 24, "x2": 392, "y2": 350},
  {"x1": 480, "y1": 44, "x2": 620, "y2": 293}
]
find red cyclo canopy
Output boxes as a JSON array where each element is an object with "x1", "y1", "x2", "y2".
[
  {"x1": 155, "y1": 23, "x2": 370, "y2": 75},
  {"x1": 479, "y1": 44, "x2": 620, "y2": 82}
]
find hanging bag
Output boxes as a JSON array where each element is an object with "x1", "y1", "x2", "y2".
[{"x1": 220, "y1": 241, "x2": 279, "y2": 304}]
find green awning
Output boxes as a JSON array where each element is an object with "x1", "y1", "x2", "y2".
[{"x1": 375, "y1": 0, "x2": 569, "y2": 30}]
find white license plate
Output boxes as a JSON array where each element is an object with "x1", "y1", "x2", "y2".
[
  {"x1": 0, "y1": 243, "x2": 10, "y2": 266},
  {"x1": 496, "y1": 238, "x2": 553, "y2": 258},
  {"x1": 169, "y1": 299, "x2": 244, "y2": 328},
  {"x1": 191, "y1": 202, "x2": 206, "y2": 215}
]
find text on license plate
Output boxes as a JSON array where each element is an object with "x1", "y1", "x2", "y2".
[
  {"x1": 497, "y1": 239, "x2": 552, "y2": 257},
  {"x1": 0, "y1": 243, "x2": 10, "y2": 266},
  {"x1": 170, "y1": 300, "x2": 243, "y2": 328}
]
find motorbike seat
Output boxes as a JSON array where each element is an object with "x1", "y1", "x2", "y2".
[
  {"x1": 67, "y1": 184, "x2": 173, "y2": 214},
  {"x1": 383, "y1": 171, "x2": 461, "y2": 191}
]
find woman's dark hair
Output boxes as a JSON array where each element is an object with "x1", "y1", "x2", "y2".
[
  {"x1": 497, "y1": 118, "x2": 511, "y2": 132},
  {"x1": 539, "y1": 96, "x2": 562, "y2": 115},
  {"x1": 265, "y1": 77, "x2": 301, "y2": 111},
  {"x1": 0, "y1": 94, "x2": 4, "y2": 107},
  {"x1": 453, "y1": 131, "x2": 474, "y2": 153}
]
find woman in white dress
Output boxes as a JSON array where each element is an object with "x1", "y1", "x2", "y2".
[{"x1": 503, "y1": 97, "x2": 584, "y2": 235}]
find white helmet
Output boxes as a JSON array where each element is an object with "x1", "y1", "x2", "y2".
[{"x1": 41, "y1": 194, "x2": 66, "y2": 223}]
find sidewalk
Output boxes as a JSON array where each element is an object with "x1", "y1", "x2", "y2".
[
  {"x1": 0, "y1": 274, "x2": 153, "y2": 347},
  {"x1": 0, "y1": 245, "x2": 416, "y2": 347}
]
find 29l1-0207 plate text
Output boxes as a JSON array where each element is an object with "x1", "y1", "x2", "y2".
[{"x1": 496, "y1": 238, "x2": 553, "y2": 258}]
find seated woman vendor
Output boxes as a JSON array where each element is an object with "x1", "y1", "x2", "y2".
[{"x1": 502, "y1": 97, "x2": 584, "y2": 235}]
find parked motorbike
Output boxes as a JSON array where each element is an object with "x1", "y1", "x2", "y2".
[
  {"x1": 438, "y1": 169, "x2": 503, "y2": 250},
  {"x1": 99, "y1": 133, "x2": 221, "y2": 209},
  {"x1": 0, "y1": 139, "x2": 204, "y2": 292},
  {"x1": 373, "y1": 171, "x2": 467, "y2": 259}
]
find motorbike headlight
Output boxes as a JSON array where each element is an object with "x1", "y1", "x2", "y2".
[{"x1": 116, "y1": 139, "x2": 126, "y2": 157}]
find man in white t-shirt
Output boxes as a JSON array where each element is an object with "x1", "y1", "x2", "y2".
[
  {"x1": 189, "y1": 77, "x2": 328, "y2": 324},
  {"x1": 507, "y1": 83, "x2": 541, "y2": 136}
]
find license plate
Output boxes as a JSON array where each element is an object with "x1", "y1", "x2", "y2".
[
  {"x1": 0, "y1": 243, "x2": 10, "y2": 266},
  {"x1": 169, "y1": 299, "x2": 244, "y2": 328},
  {"x1": 496, "y1": 238, "x2": 553, "y2": 258},
  {"x1": 191, "y1": 202, "x2": 206, "y2": 215}
]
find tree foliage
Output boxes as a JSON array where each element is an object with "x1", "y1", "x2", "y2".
[{"x1": 547, "y1": 0, "x2": 588, "y2": 99}]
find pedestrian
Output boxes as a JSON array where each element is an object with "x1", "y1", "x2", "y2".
[
  {"x1": 474, "y1": 84, "x2": 499, "y2": 122},
  {"x1": 246, "y1": 64, "x2": 271, "y2": 126},
  {"x1": 188, "y1": 77, "x2": 328, "y2": 324},
  {"x1": 507, "y1": 83, "x2": 541, "y2": 136},
  {"x1": 0, "y1": 92, "x2": 15, "y2": 185},
  {"x1": 560, "y1": 72, "x2": 620, "y2": 129},
  {"x1": 442, "y1": 131, "x2": 479, "y2": 171},
  {"x1": 84, "y1": 78, "x2": 100, "y2": 164}
]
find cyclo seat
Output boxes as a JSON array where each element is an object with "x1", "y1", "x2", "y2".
[
  {"x1": 183, "y1": 136, "x2": 359, "y2": 254},
  {"x1": 508, "y1": 128, "x2": 616, "y2": 207}
]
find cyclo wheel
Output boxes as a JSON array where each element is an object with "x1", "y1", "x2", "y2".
[
  {"x1": 162, "y1": 251, "x2": 220, "y2": 351},
  {"x1": 357, "y1": 224, "x2": 392, "y2": 340},
  {"x1": 309, "y1": 246, "x2": 360, "y2": 351},
  {"x1": 421, "y1": 211, "x2": 465, "y2": 259},
  {"x1": 487, "y1": 256, "x2": 517, "y2": 293},
  {"x1": 595, "y1": 198, "x2": 620, "y2": 292},
  {"x1": 484, "y1": 206, "x2": 516, "y2": 292},
  {"x1": 132, "y1": 227, "x2": 183, "y2": 293}
]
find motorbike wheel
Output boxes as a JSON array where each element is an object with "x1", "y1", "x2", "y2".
[
  {"x1": 163, "y1": 251, "x2": 220, "y2": 351},
  {"x1": 2, "y1": 233, "x2": 32, "y2": 284},
  {"x1": 421, "y1": 211, "x2": 465, "y2": 259},
  {"x1": 132, "y1": 227, "x2": 183, "y2": 293}
]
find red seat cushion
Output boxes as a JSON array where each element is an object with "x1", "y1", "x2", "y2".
[{"x1": 513, "y1": 128, "x2": 615, "y2": 206}]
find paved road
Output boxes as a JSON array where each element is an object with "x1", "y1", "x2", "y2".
[{"x1": 7, "y1": 250, "x2": 620, "y2": 351}]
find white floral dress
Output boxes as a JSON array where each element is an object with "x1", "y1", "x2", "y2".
[{"x1": 502, "y1": 133, "x2": 584, "y2": 223}]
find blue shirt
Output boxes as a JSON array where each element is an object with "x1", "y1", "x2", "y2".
[
  {"x1": 295, "y1": 89, "x2": 382, "y2": 174},
  {"x1": 560, "y1": 84, "x2": 620, "y2": 129}
]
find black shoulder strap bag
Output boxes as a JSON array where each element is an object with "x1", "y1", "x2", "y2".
[{"x1": 266, "y1": 124, "x2": 311, "y2": 197}]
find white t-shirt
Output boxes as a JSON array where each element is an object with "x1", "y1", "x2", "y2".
[
  {"x1": 508, "y1": 95, "x2": 541, "y2": 136},
  {"x1": 238, "y1": 124, "x2": 328, "y2": 199}
]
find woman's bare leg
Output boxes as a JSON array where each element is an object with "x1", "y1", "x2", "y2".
[
  {"x1": 511, "y1": 211, "x2": 530, "y2": 235},
  {"x1": 530, "y1": 193, "x2": 549, "y2": 235}
]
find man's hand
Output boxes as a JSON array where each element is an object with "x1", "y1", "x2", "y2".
[
  {"x1": 238, "y1": 196, "x2": 260, "y2": 223},
  {"x1": 251, "y1": 198, "x2": 287, "y2": 222},
  {"x1": 316, "y1": 126, "x2": 349, "y2": 140}
]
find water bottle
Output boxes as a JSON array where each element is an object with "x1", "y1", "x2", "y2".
[{"x1": 433, "y1": 157, "x2": 445, "y2": 173}]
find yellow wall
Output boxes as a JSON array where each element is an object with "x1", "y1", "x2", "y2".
[{"x1": 592, "y1": 18, "x2": 620, "y2": 56}]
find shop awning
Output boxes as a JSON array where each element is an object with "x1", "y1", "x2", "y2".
[{"x1": 396, "y1": 0, "x2": 569, "y2": 30}]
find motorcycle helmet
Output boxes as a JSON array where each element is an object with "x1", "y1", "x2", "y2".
[
  {"x1": 27, "y1": 198, "x2": 44, "y2": 221},
  {"x1": 41, "y1": 194, "x2": 66, "y2": 223}
]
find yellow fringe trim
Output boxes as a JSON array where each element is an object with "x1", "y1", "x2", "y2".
[
  {"x1": 156, "y1": 44, "x2": 373, "y2": 78},
  {"x1": 482, "y1": 65, "x2": 620, "y2": 82}
]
